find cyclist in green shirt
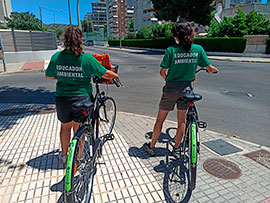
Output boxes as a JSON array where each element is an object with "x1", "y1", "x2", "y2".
[
  {"x1": 45, "y1": 26, "x2": 119, "y2": 163},
  {"x1": 143, "y1": 22, "x2": 218, "y2": 156}
]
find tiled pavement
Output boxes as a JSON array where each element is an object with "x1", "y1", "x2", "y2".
[{"x1": 0, "y1": 103, "x2": 270, "y2": 202}]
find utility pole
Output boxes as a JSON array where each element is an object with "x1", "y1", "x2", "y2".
[
  {"x1": 77, "y1": 0, "x2": 81, "y2": 29},
  {"x1": 68, "y1": 0, "x2": 72, "y2": 25},
  {"x1": 39, "y1": 7, "x2": 43, "y2": 31}
]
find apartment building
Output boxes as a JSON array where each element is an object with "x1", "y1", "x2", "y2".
[
  {"x1": 91, "y1": 0, "x2": 107, "y2": 31},
  {"x1": 106, "y1": 0, "x2": 135, "y2": 39},
  {"x1": 84, "y1": 13, "x2": 92, "y2": 20},
  {"x1": 134, "y1": 0, "x2": 157, "y2": 31},
  {"x1": 0, "y1": 0, "x2": 12, "y2": 25}
]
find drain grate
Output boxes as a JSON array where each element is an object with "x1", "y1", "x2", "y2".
[
  {"x1": 0, "y1": 105, "x2": 56, "y2": 116},
  {"x1": 203, "y1": 139, "x2": 242, "y2": 156},
  {"x1": 244, "y1": 150, "x2": 270, "y2": 169},
  {"x1": 203, "y1": 158, "x2": 242, "y2": 179}
]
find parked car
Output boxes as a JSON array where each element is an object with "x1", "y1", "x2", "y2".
[{"x1": 84, "y1": 40, "x2": 94, "y2": 46}]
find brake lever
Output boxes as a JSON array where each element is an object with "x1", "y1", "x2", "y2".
[{"x1": 112, "y1": 78, "x2": 124, "y2": 87}]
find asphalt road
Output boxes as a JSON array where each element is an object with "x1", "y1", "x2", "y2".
[{"x1": 0, "y1": 46, "x2": 269, "y2": 147}]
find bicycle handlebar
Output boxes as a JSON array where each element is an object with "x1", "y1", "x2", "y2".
[{"x1": 112, "y1": 78, "x2": 124, "y2": 87}]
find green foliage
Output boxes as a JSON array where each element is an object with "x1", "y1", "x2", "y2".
[
  {"x1": 208, "y1": 8, "x2": 270, "y2": 37},
  {"x1": 126, "y1": 32, "x2": 136, "y2": 39},
  {"x1": 108, "y1": 37, "x2": 247, "y2": 53},
  {"x1": 129, "y1": 18, "x2": 135, "y2": 32},
  {"x1": 266, "y1": 38, "x2": 270, "y2": 54},
  {"x1": 108, "y1": 38, "x2": 174, "y2": 49},
  {"x1": 5, "y1": 12, "x2": 42, "y2": 31},
  {"x1": 151, "y1": 0, "x2": 214, "y2": 25},
  {"x1": 136, "y1": 25, "x2": 152, "y2": 39},
  {"x1": 81, "y1": 20, "x2": 94, "y2": 33},
  {"x1": 194, "y1": 37, "x2": 247, "y2": 53},
  {"x1": 152, "y1": 24, "x2": 166, "y2": 38},
  {"x1": 0, "y1": 25, "x2": 8, "y2": 29}
]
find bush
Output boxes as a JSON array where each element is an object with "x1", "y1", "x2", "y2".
[
  {"x1": 266, "y1": 38, "x2": 270, "y2": 54},
  {"x1": 208, "y1": 8, "x2": 270, "y2": 37},
  {"x1": 108, "y1": 37, "x2": 247, "y2": 53},
  {"x1": 136, "y1": 25, "x2": 152, "y2": 39},
  {"x1": 108, "y1": 38, "x2": 175, "y2": 49},
  {"x1": 194, "y1": 37, "x2": 247, "y2": 53}
]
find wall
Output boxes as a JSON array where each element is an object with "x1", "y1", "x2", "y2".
[{"x1": 0, "y1": 29, "x2": 57, "y2": 52}]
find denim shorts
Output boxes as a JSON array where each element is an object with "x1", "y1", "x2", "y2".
[{"x1": 159, "y1": 81, "x2": 192, "y2": 111}]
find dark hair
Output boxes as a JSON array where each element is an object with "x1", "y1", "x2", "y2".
[
  {"x1": 61, "y1": 26, "x2": 83, "y2": 56},
  {"x1": 171, "y1": 22, "x2": 194, "y2": 52}
]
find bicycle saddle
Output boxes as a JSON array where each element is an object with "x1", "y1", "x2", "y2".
[
  {"x1": 72, "y1": 98, "x2": 94, "y2": 110},
  {"x1": 184, "y1": 91, "x2": 202, "y2": 101}
]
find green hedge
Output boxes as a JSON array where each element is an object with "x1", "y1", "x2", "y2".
[
  {"x1": 108, "y1": 38, "x2": 174, "y2": 49},
  {"x1": 266, "y1": 38, "x2": 270, "y2": 55},
  {"x1": 108, "y1": 37, "x2": 247, "y2": 53}
]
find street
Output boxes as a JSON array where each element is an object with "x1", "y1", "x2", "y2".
[{"x1": 0, "y1": 46, "x2": 269, "y2": 147}]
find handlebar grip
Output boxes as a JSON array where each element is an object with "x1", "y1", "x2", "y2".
[{"x1": 112, "y1": 78, "x2": 120, "y2": 87}]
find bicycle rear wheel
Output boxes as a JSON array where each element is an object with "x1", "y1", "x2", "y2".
[
  {"x1": 64, "y1": 131, "x2": 95, "y2": 203},
  {"x1": 98, "y1": 97, "x2": 116, "y2": 136},
  {"x1": 188, "y1": 123, "x2": 197, "y2": 190}
]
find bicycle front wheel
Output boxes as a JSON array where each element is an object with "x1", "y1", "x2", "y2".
[
  {"x1": 64, "y1": 132, "x2": 95, "y2": 203},
  {"x1": 188, "y1": 123, "x2": 197, "y2": 190},
  {"x1": 98, "y1": 97, "x2": 116, "y2": 136}
]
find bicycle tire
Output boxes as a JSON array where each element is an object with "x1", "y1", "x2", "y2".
[
  {"x1": 64, "y1": 130, "x2": 94, "y2": 203},
  {"x1": 97, "y1": 97, "x2": 116, "y2": 136},
  {"x1": 188, "y1": 123, "x2": 197, "y2": 190}
]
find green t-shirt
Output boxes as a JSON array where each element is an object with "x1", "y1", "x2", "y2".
[
  {"x1": 160, "y1": 44, "x2": 211, "y2": 82},
  {"x1": 45, "y1": 50, "x2": 107, "y2": 97}
]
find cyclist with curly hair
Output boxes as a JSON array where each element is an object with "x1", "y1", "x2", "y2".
[{"x1": 45, "y1": 26, "x2": 119, "y2": 163}]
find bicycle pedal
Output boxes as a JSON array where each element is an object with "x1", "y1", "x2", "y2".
[
  {"x1": 198, "y1": 121, "x2": 207, "y2": 128},
  {"x1": 107, "y1": 134, "x2": 115, "y2": 141}
]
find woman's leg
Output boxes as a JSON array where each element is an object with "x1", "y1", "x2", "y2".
[
  {"x1": 72, "y1": 122, "x2": 84, "y2": 159},
  {"x1": 60, "y1": 122, "x2": 73, "y2": 156},
  {"x1": 150, "y1": 109, "x2": 169, "y2": 148},
  {"x1": 174, "y1": 109, "x2": 186, "y2": 149}
]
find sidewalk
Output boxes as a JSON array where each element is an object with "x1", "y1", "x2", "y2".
[
  {"x1": 98, "y1": 46, "x2": 270, "y2": 63},
  {"x1": 0, "y1": 103, "x2": 269, "y2": 202}
]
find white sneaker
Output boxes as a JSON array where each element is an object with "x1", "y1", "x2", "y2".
[{"x1": 58, "y1": 152, "x2": 68, "y2": 164}]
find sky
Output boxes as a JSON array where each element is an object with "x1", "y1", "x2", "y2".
[{"x1": 11, "y1": 0, "x2": 95, "y2": 25}]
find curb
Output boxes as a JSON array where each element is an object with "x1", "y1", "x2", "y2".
[
  {"x1": 208, "y1": 56, "x2": 270, "y2": 63},
  {"x1": 0, "y1": 69, "x2": 44, "y2": 76},
  {"x1": 118, "y1": 111, "x2": 269, "y2": 150}
]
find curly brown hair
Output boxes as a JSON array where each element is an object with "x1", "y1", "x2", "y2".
[{"x1": 61, "y1": 26, "x2": 83, "y2": 56}]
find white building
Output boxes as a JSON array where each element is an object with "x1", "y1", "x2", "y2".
[
  {"x1": 134, "y1": 0, "x2": 157, "y2": 31},
  {"x1": 91, "y1": 0, "x2": 107, "y2": 31},
  {"x1": 0, "y1": 0, "x2": 12, "y2": 25}
]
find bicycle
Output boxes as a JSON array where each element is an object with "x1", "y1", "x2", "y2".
[
  {"x1": 63, "y1": 69, "x2": 122, "y2": 203},
  {"x1": 180, "y1": 68, "x2": 215, "y2": 191}
]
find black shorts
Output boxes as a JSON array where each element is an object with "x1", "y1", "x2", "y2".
[
  {"x1": 159, "y1": 81, "x2": 192, "y2": 111},
  {"x1": 55, "y1": 96, "x2": 91, "y2": 123}
]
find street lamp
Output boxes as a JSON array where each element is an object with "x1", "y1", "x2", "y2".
[{"x1": 53, "y1": 9, "x2": 63, "y2": 26}]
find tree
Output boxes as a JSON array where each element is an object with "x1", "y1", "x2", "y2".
[
  {"x1": 81, "y1": 20, "x2": 94, "y2": 33},
  {"x1": 151, "y1": 23, "x2": 173, "y2": 38},
  {"x1": 136, "y1": 25, "x2": 152, "y2": 39},
  {"x1": 208, "y1": 8, "x2": 270, "y2": 37},
  {"x1": 151, "y1": 0, "x2": 214, "y2": 25},
  {"x1": 128, "y1": 18, "x2": 135, "y2": 32},
  {"x1": 5, "y1": 12, "x2": 42, "y2": 30}
]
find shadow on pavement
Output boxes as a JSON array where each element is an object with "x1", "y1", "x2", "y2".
[
  {"x1": 128, "y1": 50, "x2": 165, "y2": 55},
  {"x1": 26, "y1": 149, "x2": 65, "y2": 170},
  {"x1": 155, "y1": 156, "x2": 192, "y2": 203},
  {"x1": 50, "y1": 176, "x2": 65, "y2": 203},
  {"x1": 0, "y1": 86, "x2": 55, "y2": 132},
  {"x1": 0, "y1": 86, "x2": 55, "y2": 104},
  {"x1": 129, "y1": 127, "x2": 191, "y2": 202}
]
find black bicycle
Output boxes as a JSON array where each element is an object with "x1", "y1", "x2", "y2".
[
  {"x1": 64, "y1": 69, "x2": 121, "y2": 203},
  {"x1": 180, "y1": 68, "x2": 216, "y2": 191}
]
